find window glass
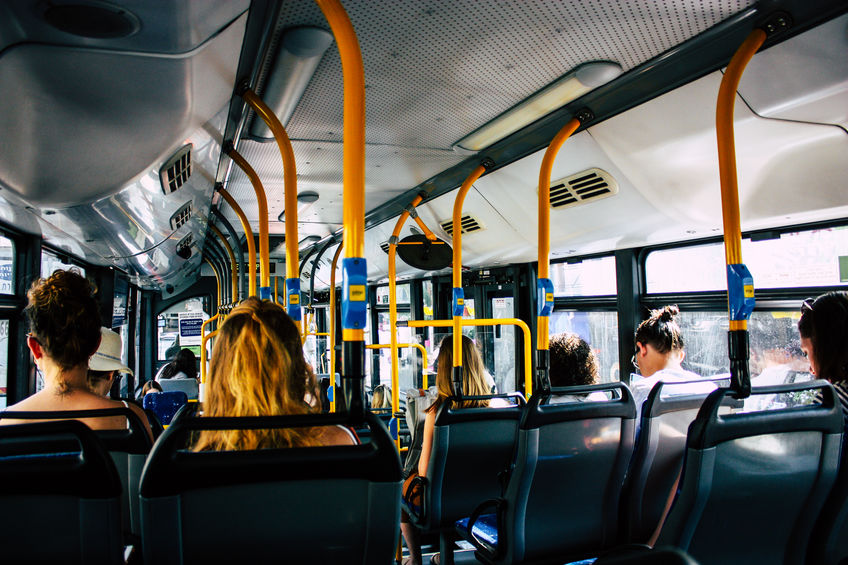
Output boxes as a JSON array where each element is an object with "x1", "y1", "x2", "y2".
[
  {"x1": 0, "y1": 319, "x2": 8, "y2": 409},
  {"x1": 550, "y1": 310, "x2": 619, "y2": 383},
  {"x1": 491, "y1": 297, "x2": 516, "y2": 394},
  {"x1": 156, "y1": 298, "x2": 208, "y2": 370},
  {"x1": 41, "y1": 250, "x2": 84, "y2": 278},
  {"x1": 375, "y1": 283, "x2": 411, "y2": 306},
  {"x1": 0, "y1": 235, "x2": 14, "y2": 295},
  {"x1": 645, "y1": 226, "x2": 848, "y2": 293},
  {"x1": 654, "y1": 310, "x2": 812, "y2": 385},
  {"x1": 551, "y1": 256, "x2": 616, "y2": 297},
  {"x1": 422, "y1": 280, "x2": 434, "y2": 319},
  {"x1": 373, "y1": 311, "x2": 417, "y2": 397}
]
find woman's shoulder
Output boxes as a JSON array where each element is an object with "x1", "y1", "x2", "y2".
[{"x1": 320, "y1": 425, "x2": 358, "y2": 446}]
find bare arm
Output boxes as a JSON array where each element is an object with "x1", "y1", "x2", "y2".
[{"x1": 418, "y1": 409, "x2": 435, "y2": 478}]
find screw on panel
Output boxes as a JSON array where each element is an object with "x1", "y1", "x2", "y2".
[
  {"x1": 761, "y1": 11, "x2": 792, "y2": 37},
  {"x1": 575, "y1": 108, "x2": 595, "y2": 124}
]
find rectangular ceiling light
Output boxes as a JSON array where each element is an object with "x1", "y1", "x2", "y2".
[{"x1": 453, "y1": 61, "x2": 622, "y2": 152}]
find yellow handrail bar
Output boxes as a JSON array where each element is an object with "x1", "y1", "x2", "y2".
[
  {"x1": 242, "y1": 88, "x2": 301, "y2": 320},
  {"x1": 208, "y1": 222, "x2": 239, "y2": 305},
  {"x1": 217, "y1": 187, "x2": 257, "y2": 297},
  {"x1": 405, "y1": 318, "x2": 532, "y2": 397},
  {"x1": 366, "y1": 342, "x2": 429, "y2": 389},
  {"x1": 226, "y1": 147, "x2": 270, "y2": 299},
  {"x1": 204, "y1": 257, "x2": 222, "y2": 313}
]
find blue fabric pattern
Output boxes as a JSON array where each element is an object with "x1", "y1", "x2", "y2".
[
  {"x1": 143, "y1": 391, "x2": 188, "y2": 425},
  {"x1": 456, "y1": 513, "x2": 499, "y2": 548}
]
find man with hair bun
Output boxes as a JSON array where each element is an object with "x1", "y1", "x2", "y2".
[{"x1": 630, "y1": 305, "x2": 712, "y2": 411}]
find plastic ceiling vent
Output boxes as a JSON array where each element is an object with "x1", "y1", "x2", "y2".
[
  {"x1": 169, "y1": 202, "x2": 192, "y2": 230},
  {"x1": 549, "y1": 168, "x2": 618, "y2": 209},
  {"x1": 160, "y1": 144, "x2": 193, "y2": 194},
  {"x1": 380, "y1": 241, "x2": 390, "y2": 254},
  {"x1": 440, "y1": 215, "x2": 484, "y2": 237}
]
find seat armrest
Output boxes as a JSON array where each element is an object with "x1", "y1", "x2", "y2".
[{"x1": 402, "y1": 474, "x2": 429, "y2": 525}]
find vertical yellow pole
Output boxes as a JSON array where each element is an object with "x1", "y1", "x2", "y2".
[
  {"x1": 452, "y1": 164, "x2": 488, "y2": 399},
  {"x1": 241, "y1": 89, "x2": 301, "y2": 322},
  {"x1": 200, "y1": 314, "x2": 219, "y2": 387},
  {"x1": 316, "y1": 0, "x2": 367, "y2": 418},
  {"x1": 217, "y1": 187, "x2": 257, "y2": 297}
]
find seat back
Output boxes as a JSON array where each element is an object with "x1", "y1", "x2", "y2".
[
  {"x1": 657, "y1": 381, "x2": 843, "y2": 565},
  {"x1": 143, "y1": 390, "x2": 189, "y2": 424},
  {"x1": 503, "y1": 383, "x2": 636, "y2": 563},
  {"x1": 0, "y1": 420, "x2": 123, "y2": 564},
  {"x1": 422, "y1": 394, "x2": 524, "y2": 531},
  {"x1": 159, "y1": 378, "x2": 199, "y2": 399},
  {"x1": 0, "y1": 407, "x2": 152, "y2": 545},
  {"x1": 623, "y1": 377, "x2": 732, "y2": 543},
  {"x1": 139, "y1": 407, "x2": 402, "y2": 565},
  {"x1": 810, "y1": 423, "x2": 848, "y2": 565}
]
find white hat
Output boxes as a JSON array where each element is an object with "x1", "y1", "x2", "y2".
[{"x1": 89, "y1": 327, "x2": 133, "y2": 375}]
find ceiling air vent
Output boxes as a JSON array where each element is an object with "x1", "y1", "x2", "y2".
[
  {"x1": 169, "y1": 202, "x2": 192, "y2": 231},
  {"x1": 549, "y1": 168, "x2": 618, "y2": 209},
  {"x1": 380, "y1": 241, "x2": 390, "y2": 254},
  {"x1": 440, "y1": 215, "x2": 484, "y2": 237},
  {"x1": 160, "y1": 144, "x2": 193, "y2": 194}
]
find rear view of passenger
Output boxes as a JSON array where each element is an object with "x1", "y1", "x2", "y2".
[
  {"x1": 1, "y1": 269, "x2": 151, "y2": 436},
  {"x1": 193, "y1": 296, "x2": 355, "y2": 450}
]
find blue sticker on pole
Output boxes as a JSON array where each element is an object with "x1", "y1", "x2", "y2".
[
  {"x1": 389, "y1": 417, "x2": 398, "y2": 440},
  {"x1": 259, "y1": 286, "x2": 272, "y2": 300},
  {"x1": 537, "y1": 278, "x2": 554, "y2": 317},
  {"x1": 452, "y1": 287, "x2": 465, "y2": 317},
  {"x1": 286, "y1": 278, "x2": 301, "y2": 321},
  {"x1": 727, "y1": 263, "x2": 755, "y2": 321},
  {"x1": 342, "y1": 258, "x2": 367, "y2": 330},
  {"x1": 327, "y1": 385, "x2": 334, "y2": 402}
]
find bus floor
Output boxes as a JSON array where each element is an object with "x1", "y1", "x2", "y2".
[{"x1": 401, "y1": 540, "x2": 478, "y2": 564}]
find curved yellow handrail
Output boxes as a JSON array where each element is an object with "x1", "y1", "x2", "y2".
[
  {"x1": 717, "y1": 29, "x2": 765, "y2": 333},
  {"x1": 217, "y1": 187, "x2": 257, "y2": 297},
  {"x1": 226, "y1": 148, "x2": 270, "y2": 296},
  {"x1": 328, "y1": 243, "x2": 344, "y2": 413},
  {"x1": 204, "y1": 257, "x2": 222, "y2": 313},
  {"x1": 451, "y1": 164, "x2": 488, "y2": 385},
  {"x1": 209, "y1": 223, "x2": 239, "y2": 305},
  {"x1": 366, "y1": 342, "x2": 429, "y2": 389},
  {"x1": 200, "y1": 313, "x2": 219, "y2": 387},
  {"x1": 406, "y1": 318, "x2": 532, "y2": 398}
]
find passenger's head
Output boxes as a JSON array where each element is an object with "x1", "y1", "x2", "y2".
[
  {"x1": 25, "y1": 269, "x2": 101, "y2": 374},
  {"x1": 141, "y1": 380, "x2": 162, "y2": 396},
  {"x1": 548, "y1": 332, "x2": 598, "y2": 387},
  {"x1": 634, "y1": 305, "x2": 685, "y2": 377},
  {"x1": 166, "y1": 348, "x2": 197, "y2": 380},
  {"x1": 371, "y1": 383, "x2": 392, "y2": 409},
  {"x1": 88, "y1": 327, "x2": 132, "y2": 396},
  {"x1": 432, "y1": 335, "x2": 490, "y2": 411},
  {"x1": 798, "y1": 292, "x2": 848, "y2": 382},
  {"x1": 194, "y1": 297, "x2": 320, "y2": 450}
]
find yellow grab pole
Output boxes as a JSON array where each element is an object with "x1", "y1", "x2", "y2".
[
  {"x1": 537, "y1": 117, "x2": 581, "y2": 390},
  {"x1": 204, "y1": 257, "x2": 222, "y2": 314},
  {"x1": 226, "y1": 148, "x2": 270, "y2": 299},
  {"x1": 452, "y1": 163, "x2": 490, "y2": 399},
  {"x1": 366, "y1": 343, "x2": 429, "y2": 389},
  {"x1": 200, "y1": 313, "x2": 220, "y2": 388},
  {"x1": 274, "y1": 276, "x2": 279, "y2": 305},
  {"x1": 329, "y1": 243, "x2": 343, "y2": 413},
  {"x1": 200, "y1": 329, "x2": 218, "y2": 386},
  {"x1": 209, "y1": 223, "x2": 239, "y2": 306},
  {"x1": 406, "y1": 318, "x2": 532, "y2": 398},
  {"x1": 217, "y1": 187, "x2": 257, "y2": 297},
  {"x1": 388, "y1": 194, "x2": 424, "y2": 440},
  {"x1": 717, "y1": 29, "x2": 765, "y2": 397},
  {"x1": 241, "y1": 88, "x2": 301, "y2": 321},
  {"x1": 316, "y1": 0, "x2": 367, "y2": 418}
]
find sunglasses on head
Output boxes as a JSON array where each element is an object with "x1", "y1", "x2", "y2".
[{"x1": 801, "y1": 297, "x2": 815, "y2": 313}]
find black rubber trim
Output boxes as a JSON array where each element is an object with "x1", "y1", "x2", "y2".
[
  {"x1": 0, "y1": 407, "x2": 152, "y2": 454},
  {"x1": 687, "y1": 380, "x2": 844, "y2": 449},
  {"x1": 0, "y1": 420, "x2": 121, "y2": 498},
  {"x1": 523, "y1": 382, "x2": 636, "y2": 429},
  {"x1": 645, "y1": 376, "x2": 732, "y2": 418},
  {"x1": 139, "y1": 408, "x2": 401, "y2": 498}
]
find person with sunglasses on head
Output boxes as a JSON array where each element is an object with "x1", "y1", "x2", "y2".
[
  {"x1": 799, "y1": 292, "x2": 848, "y2": 420},
  {"x1": 630, "y1": 305, "x2": 714, "y2": 413}
]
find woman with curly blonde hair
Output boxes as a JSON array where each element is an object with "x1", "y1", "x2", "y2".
[{"x1": 192, "y1": 297, "x2": 355, "y2": 451}]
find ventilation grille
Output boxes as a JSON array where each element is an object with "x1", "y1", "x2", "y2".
[
  {"x1": 549, "y1": 168, "x2": 618, "y2": 209},
  {"x1": 380, "y1": 241, "x2": 390, "y2": 254},
  {"x1": 160, "y1": 145, "x2": 193, "y2": 194},
  {"x1": 170, "y1": 202, "x2": 192, "y2": 230},
  {"x1": 440, "y1": 215, "x2": 484, "y2": 237}
]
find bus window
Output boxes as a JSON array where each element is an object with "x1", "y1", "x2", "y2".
[
  {"x1": 376, "y1": 283, "x2": 411, "y2": 306},
  {"x1": 645, "y1": 226, "x2": 848, "y2": 293},
  {"x1": 0, "y1": 235, "x2": 13, "y2": 295},
  {"x1": 550, "y1": 311, "x2": 619, "y2": 383},
  {"x1": 0, "y1": 319, "x2": 8, "y2": 409},
  {"x1": 156, "y1": 297, "x2": 208, "y2": 369},
  {"x1": 551, "y1": 256, "x2": 617, "y2": 297},
  {"x1": 41, "y1": 249, "x2": 84, "y2": 278}
]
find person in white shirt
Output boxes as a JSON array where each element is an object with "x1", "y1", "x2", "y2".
[{"x1": 629, "y1": 305, "x2": 712, "y2": 412}]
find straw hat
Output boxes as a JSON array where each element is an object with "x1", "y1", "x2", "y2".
[{"x1": 89, "y1": 327, "x2": 133, "y2": 375}]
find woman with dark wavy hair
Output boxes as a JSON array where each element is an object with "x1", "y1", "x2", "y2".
[{"x1": 799, "y1": 292, "x2": 848, "y2": 417}]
